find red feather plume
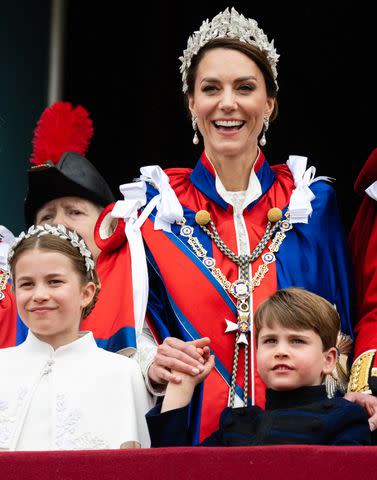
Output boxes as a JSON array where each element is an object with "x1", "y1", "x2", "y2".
[{"x1": 30, "y1": 102, "x2": 94, "y2": 166}]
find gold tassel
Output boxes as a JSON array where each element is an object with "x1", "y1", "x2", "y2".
[{"x1": 326, "y1": 332, "x2": 353, "y2": 397}]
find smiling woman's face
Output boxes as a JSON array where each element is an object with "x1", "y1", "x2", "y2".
[{"x1": 189, "y1": 48, "x2": 274, "y2": 159}]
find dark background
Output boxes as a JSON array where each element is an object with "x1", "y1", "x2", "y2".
[
  {"x1": 63, "y1": 2, "x2": 376, "y2": 233},
  {"x1": 1, "y1": 1, "x2": 50, "y2": 233}
]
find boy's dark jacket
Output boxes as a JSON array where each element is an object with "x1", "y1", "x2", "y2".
[{"x1": 146, "y1": 385, "x2": 371, "y2": 447}]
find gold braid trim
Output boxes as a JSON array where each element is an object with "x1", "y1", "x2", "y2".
[
  {"x1": 348, "y1": 350, "x2": 376, "y2": 393},
  {"x1": 0, "y1": 269, "x2": 9, "y2": 288},
  {"x1": 0, "y1": 269, "x2": 10, "y2": 300}
]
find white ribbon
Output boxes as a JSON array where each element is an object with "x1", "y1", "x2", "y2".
[
  {"x1": 112, "y1": 181, "x2": 147, "y2": 220},
  {"x1": 139, "y1": 166, "x2": 183, "y2": 232},
  {"x1": 111, "y1": 182, "x2": 148, "y2": 341},
  {"x1": 111, "y1": 166, "x2": 183, "y2": 340},
  {"x1": 0, "y1": 226, "x2": 15, "y2": 270},
  {"x1": 366, "y1": 181, "x2": 377, "y2": 202},
  {"x1": 286, "y1": 155, "x2": 333, "y2": 224}
]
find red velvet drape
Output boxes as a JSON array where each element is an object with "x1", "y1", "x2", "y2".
[{"x1": 0, "y1": 446, "x2": 375, "y2": 480}]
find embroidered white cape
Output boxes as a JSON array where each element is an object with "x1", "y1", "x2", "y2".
[{"x1": 0, "y1": 331, "x2": 152, "y2": 450}]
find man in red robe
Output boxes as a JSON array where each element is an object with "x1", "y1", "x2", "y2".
[{"x1": 347, "y1": 148, "x2": 377, "y2": 430}]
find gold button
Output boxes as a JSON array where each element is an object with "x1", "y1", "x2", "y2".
[
  {"x1": 267, "y1": 207, "x2": 283, "y2": 223},
  {"x1": 195, "y1": 210, "x2": 211, "y2": 226}
]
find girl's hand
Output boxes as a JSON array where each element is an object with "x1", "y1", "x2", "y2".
[
  {"x1": 171, "y1": 353, "x2": 215, "y2": 388},
  {"x1": 148, "y1": 337, "x2": 211, "y2": 385}
]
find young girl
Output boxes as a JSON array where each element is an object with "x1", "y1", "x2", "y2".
[{"x1": 0, "y1": 224, "x2": 152, "y2": 451}]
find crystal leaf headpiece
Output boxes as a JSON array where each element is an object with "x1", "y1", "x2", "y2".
[
  {"x1": 8, "y1": 224, "x2": 95, "y2": 277},
  {"x1": 179, "y1": 7, "x2": 279, "y2": 93}
]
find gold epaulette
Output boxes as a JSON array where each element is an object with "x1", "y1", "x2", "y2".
[{"x1": 348, "y1": 350, "x2": 376, "y2": 394}]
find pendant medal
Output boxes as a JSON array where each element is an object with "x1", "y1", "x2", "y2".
[
  {"x1": 230, "y1": 279, "x2": 250, "y2": 299},
  {"x1": 179, "y1": 207, "x2": 292, "y2": 407}
]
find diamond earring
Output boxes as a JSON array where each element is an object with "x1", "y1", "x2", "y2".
[
  {"x1": 259, "y1": 116, "x2": 270, "y2": 147},
  {"x1": 192, "y1": 116, "x2": 199, "y2": 145}
]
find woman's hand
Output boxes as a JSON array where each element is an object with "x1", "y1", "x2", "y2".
[
  {"x1": 148, "y1": 336, "x2": 211, "y2": 385},
  {"x1": 344, "y1": 391, "x2": 377, "y2": 430}
]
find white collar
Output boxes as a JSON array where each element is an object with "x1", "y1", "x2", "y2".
[
  {"x1": 21, "y1": 330, "x2": 97, "y2": 358},
  {"x1": 206, "y1": 155, "x2": 262, "y2": 210}
]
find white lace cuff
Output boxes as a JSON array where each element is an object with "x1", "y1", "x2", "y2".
[{"x1": 134, "y1": 329, "x2": 166, "y2": 397}]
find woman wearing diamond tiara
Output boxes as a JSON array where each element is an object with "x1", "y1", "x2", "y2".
[
  {"x1": 0, "y1": 225, "x2": 151, "y2": 451},
  {"x1": 95, "y1": 8, "x2": 355, "y2": 444}
]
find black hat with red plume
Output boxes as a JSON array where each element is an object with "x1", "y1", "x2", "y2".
[{"x1": 24, "y1": 102, "x2": 115, "y2": 226}]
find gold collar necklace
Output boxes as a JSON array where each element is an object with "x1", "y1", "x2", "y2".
[{"x1": 179, "y1": 207, "x2": 292, "y2": 406}]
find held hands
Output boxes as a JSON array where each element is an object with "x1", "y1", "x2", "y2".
[
  {"x1": 171, "y1": 346, "x2": 215, "y2": 388},
  {"x1": 344, "y1": 392, "x2": 377, "y2": 431},
  {"x1": 148, "y1": 336, "x2": 212, "y2": 385},
  {"x1": 161, "y1": 343, "x2": 215, "y2": 413}
]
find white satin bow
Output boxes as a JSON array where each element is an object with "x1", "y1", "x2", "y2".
[
  {"x1": 112, "y1": 181, "x2": 147, "y2": 222},
  {"x1": 287, "y1": 155, "x2": 333, "y2": 224},
  {"x1": 110, "y1": 166, "x2": 183, "y2": 340},
  {"x1": 139, "y1": 166, "x2": 183, "y2": 232}
]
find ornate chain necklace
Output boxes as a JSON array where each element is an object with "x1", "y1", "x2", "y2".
[
  {"x1": 179, "y1": 207, "x2": 292, "y2": 407},
  {"x1": 0, "y1": 268, "x2": 10, "y2": 301}
]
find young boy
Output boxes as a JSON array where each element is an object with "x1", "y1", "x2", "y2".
[{"x1": 146, "y1": 288, "x2": 371, "y2": 446}]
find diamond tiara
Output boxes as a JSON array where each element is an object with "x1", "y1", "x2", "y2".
[
  {"x1": 8, "y1": 224, "x2": 95, "y2": 275},
  {"x1": 179, "y1": 7, "x2": 279, "y2": 93}
]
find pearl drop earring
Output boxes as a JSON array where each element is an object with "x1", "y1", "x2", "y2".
[
  {"x1": 259, "y1": 116, "x2": 270, "y2": 147},
  {"x1": 192, "y1": 116, "x2": 199, "y2": 145}
]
